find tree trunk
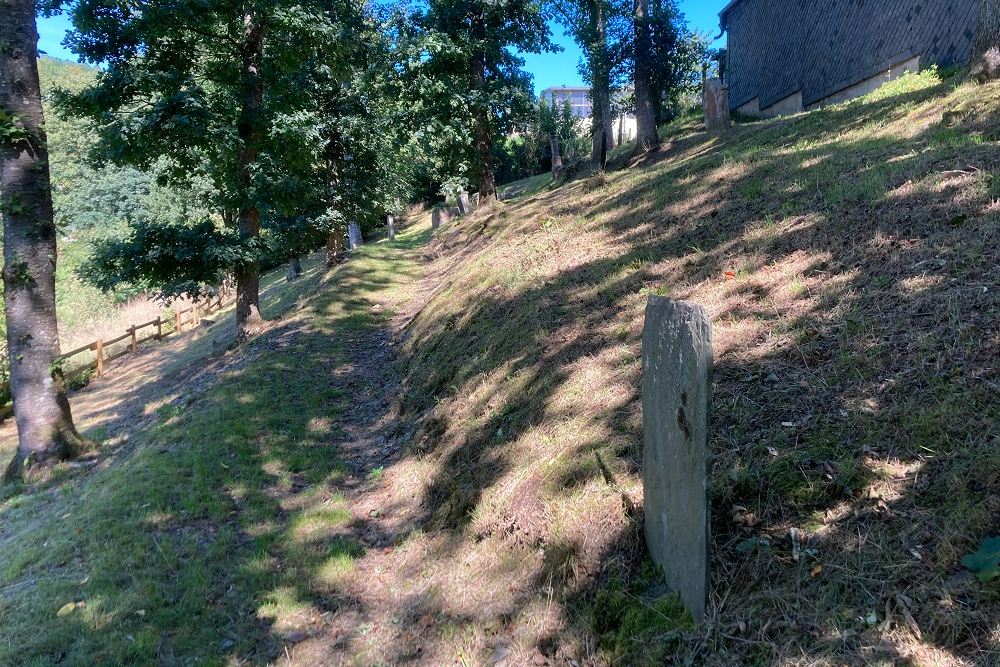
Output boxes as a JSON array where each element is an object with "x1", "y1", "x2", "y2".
[
  {"x1": 550, "y1": 134, "x2": 563, "y2": 178},
  {"x1": 322, "y1": 118, "x2": 345, "y2": 268},
  {"x1": 325, "y1": 227, "x2": 345, "y2": 267},
  {"x1": 234, "y1": 12, "x2": 265, "y2": 341},
  {"x1": 470, "y1": 11, "x2": 497, "y2": 203},
  {"x1": 386, "y1": 214, "x2": 395, "y2": 241},
  {"x1": 633, "y1": 0, "x2": 659, "y2": 153},
  {"x1": 285, "y1": 256, "x2": 302, "y2": 282},
  {"x1": 972, "y1": 0, "x2": 1000, "y2": 82},
  {"x1": 602, "y1": 96, "x2": 615, "y2": 151},
  {"x1": 650, "y1": 0, "x2": 666, "y2": 124},
  {"x1": 589, "y1": 0, "x2": 611, "y2": 171},
  {"x1": 1, "y1": 0, "x2": 89, "y2": 481},
  {"x1": 591, "y1": 125, "x2": 607, "y2": 171}
]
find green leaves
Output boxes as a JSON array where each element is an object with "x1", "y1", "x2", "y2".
[
  {"x1": 962, "y1": 536, "x2": 1000, "y2": 582},
  {"x1": 0, "y1": 107, "x2": 32, "y2": 144},
  {"x1": 1, "y1": 193, "x2": 30, "y2": 216},
  {"x1": 83, "y1": 218, "x2": 239, "y2": 298}
]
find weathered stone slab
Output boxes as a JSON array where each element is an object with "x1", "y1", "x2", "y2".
[
  {"x1": 386, "y1": 214, "x2": 395, "y2": 241},
  {"x1": 642, "y1": 296, "x2": 712, "y2": 623},
  {"x1": 447, "y1": 206, "x2": 461, "y2": 218},
  {"x1": 457, "y1": 191, "x2": 471, "y2": 215},
  {"x1": 432, "y1": 207, "x2": 450, "y2": 231},
  {"x1": 704, "y1": 78, "x2": 731, "y2": 134},
  {"x1": 348, "y1": 221, "x2": 362, "y2": 250}
]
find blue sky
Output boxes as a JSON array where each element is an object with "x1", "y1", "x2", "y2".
[
  {"x1": 36, "y1": 1, "x2": 729, "y2": 92},
  {"x1": 524, "y1": 1, "x2": 727, "y2": 92}
]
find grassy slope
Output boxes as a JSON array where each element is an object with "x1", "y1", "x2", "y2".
[
  {"x1": 384, "y1": 69, "x2": 999, "y2": 665},
  {"x1": 1, "y1": 69, "x2": 998, "y2": 667},
  {"x1": 0, "y1": 222, "x2": 428, "y2": 665}
]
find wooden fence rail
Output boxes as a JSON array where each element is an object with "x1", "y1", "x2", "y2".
[
  {"x1": 0, "y1": 290, "x2": 235, "y2": 421},
  {"x1": 52, "y1": 293, "x2": 234, "y2": 382}
]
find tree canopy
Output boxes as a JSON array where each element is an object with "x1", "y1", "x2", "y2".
[{"x1": 396, "y1": 0, "x2": 553, "y2": 200}]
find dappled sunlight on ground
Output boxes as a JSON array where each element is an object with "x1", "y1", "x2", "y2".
[
  {"x1": 360, "y1": 69, "x2": 1000, "y2": 665},
  {"x1": 2, "y1": 68, "x2": 1000, "y2": 665}
]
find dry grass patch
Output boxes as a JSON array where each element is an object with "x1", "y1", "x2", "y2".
[{"x1": 378, "y1": 68, "x2": 1000, "y2": 665}]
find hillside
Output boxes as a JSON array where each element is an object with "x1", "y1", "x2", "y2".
[{"x1": 1, "y1": 68, "x2": 998, "y2": 666}]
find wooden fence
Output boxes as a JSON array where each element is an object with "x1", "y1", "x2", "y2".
[
  {"x1": 0, "y1": 291, "x2": 235, "y2": 422},
  {"x1": 53, "y1": 293, "x2": 235, "y2": 381}
]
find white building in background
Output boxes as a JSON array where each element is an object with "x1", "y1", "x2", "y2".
[
  {"x1": 540, "y1": 85, "x2": 638, "y2": 144},
  {"x1": 541, "y1": 85, "x2": 592, "y2": 118}
]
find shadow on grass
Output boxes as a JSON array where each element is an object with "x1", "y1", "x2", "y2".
[
  {"x1": 372, "y1": 71, "x2": 1000, "y2": 664},
  {"x1": 0, "y1": 221, "x2": 431, "y2": 664},
  {"x1": 3, "y1": 69, "x2": 999, "y2": 664}
]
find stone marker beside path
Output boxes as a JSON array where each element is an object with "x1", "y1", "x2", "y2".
[
  {"x1": 432, "y1": 207, "x2": 450, "y2": 231},
  {"x1": 386, "y1": 214, "x2": 395, "y2": 241},
  {"x1": 348, "y1": 221, "x2": 363, "y2": 250},
  {"x1": 642, "y1": 296, "x2": 712, "y2": 623},
  {"x1": 457, "y1": 191, "x2": 471, "y2": 215}
]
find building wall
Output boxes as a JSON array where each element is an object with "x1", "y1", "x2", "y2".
[
  {"x1": 725, "y1": 0, "x2": 979, "y2": 115},
  {"x1": 541, "y1": 87, "x2": 638, "y2": 142},
  {"x1": 808, "y1": 55, "x2": 921, "y2": 109},
  {"x1": 542, "y1": 88, "x2": 592, "y2": 119}
]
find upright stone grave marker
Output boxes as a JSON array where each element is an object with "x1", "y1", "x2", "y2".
[
  {"x1": 642, "y1": 296, "x2": 712, "y2": 623},
  {"x1": 348, "y1": 221, "x2": 363, "y2": 250},
  {"x1": 704, "y1": 78, "x2": 731, "y2": 134},
  {"x1": 432, "y1": 207, "x2": 449, "y2": 231},
  {"x1": 457, "y1": 191, "x2": 471, "y2": 215},
  {"x1": 386, "y1": 214, "x2": 395, "y2": 241}
]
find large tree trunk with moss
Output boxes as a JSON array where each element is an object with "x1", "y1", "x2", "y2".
[
  {"x1": 602, "y1": 93, "x2": 615, "y2": 151},
  {"x1": 590, "y1": 81, "x2": 610, "y2": 170},
  {"x1": 1, "y1": 0, "x2": 89, "y2": 481},
  {"x1": 972, "y1": 0, "x2": 1000, "y2": 81},
  {"x1": 470, "y1": 11, "x2": 497, "y2": 203},
  {"x1": 633, "y1": 0, "x2": 659, "y2": 153},
  {"x1": 234, "y1": 12, "x2": 265, "y2": 341},
  {"x1": 321, "y1": 115, "x2": 346, "y2": 268}
]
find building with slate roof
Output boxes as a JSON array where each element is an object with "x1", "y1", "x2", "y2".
[{"x1": 719, "y1": 0, "x2": 980, "y2": 117}]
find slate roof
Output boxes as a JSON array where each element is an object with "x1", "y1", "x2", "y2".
[{"x1": 723, "y1": 0, "x2": 980, "y2": 111}]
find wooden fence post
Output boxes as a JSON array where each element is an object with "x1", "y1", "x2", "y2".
[
  {"x1": 156, "y1": 316, "x2": 162, "y2": 340},
  {"x1": 193, "y1": 302, "x2": 199, "y2": 326},
  {"x1": 175, "y1": 309, "x2": 182, "y2": 334},
  {"x1": 95, "y1": 339, "x2": 104, "y2": 377},
  {"x1": 130, "y1": 325, "x2": 138, "y2": 354}
]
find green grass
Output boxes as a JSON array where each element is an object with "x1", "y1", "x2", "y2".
[
  {"x1": 54, "y1": 234, "x2": 122, "y2": 331},
  {"x1": 0, "y1": 221, "x2": 430, "y2": 665},
  {"x1": 4, "y1": 66, "x2": 1000, "y2": 665},
  {"x1": 589, "y1": 559, "x2": 692, "y2": 665},
  {"x1": 385, "y1": 68, "x2": 1000, "y2": 663}
]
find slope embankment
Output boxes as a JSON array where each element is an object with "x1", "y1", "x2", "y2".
[
  {"x1": 374, "y1": 69, "x2": 1000, "y2": 665},
  {"x1": 1, "y1": 68, "x2": 998, "y2": 666}
]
